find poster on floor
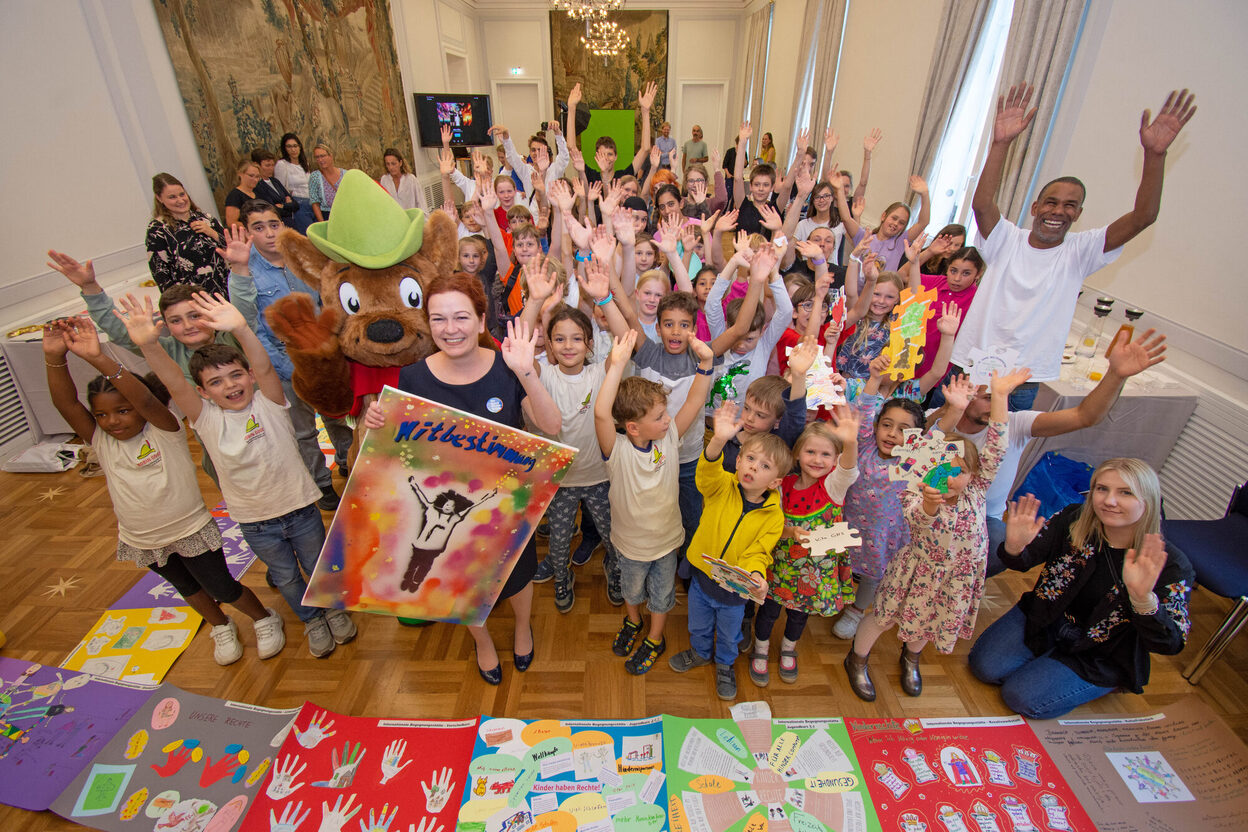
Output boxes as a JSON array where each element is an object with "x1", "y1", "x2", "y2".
[
  {"x1": 663, "y1": 702, "x2": 881, "y2": 832},
  {"x1": 846, "y1": 715, "x2": 1094, "y2": 832},
  {"x1": 460, "y1": 715, "x2": 669, "y2": 832},
  {"x1": 242, "y1": 702, "x2": 477, "y2": 832},
  {"x1": 1030, "y1": 699, "x2": 1248, "y2": 831},
  {"x1": 50, "y1": 686, "x2": 298, "y2": 832},
  {"x1": 302, "y1": 387, "x2": 577, "y2": 626},
  {"x1": 61, "y1": 606, "x2": 204, "y2": 684},
  {"x1": 0, "y1": 660, "x2": 153, "y2": 812}
]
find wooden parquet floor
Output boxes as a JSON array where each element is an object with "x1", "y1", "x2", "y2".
[{"x1": 2, "y1": 444, "x2": 1246, "y2": 830}]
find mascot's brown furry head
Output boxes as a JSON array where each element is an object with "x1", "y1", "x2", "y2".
[{"x1": 266, "y1": 170, "x2": 458, "y2": 419}]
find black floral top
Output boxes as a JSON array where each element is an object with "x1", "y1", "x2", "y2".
[
  {"x1": 144, "y1": 212, "x2": 229, "y2": 297},
  {"x1": 999, "y1": 504, "x2": 1194, "y2": 692}
]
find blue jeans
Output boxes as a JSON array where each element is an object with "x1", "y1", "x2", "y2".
[
  {"x1": 969, "y1": 605, "x2": 1115, "y2": 720},
  {"x1": 1008, "y1": 382, "x2": 1040, "y2": 411},
  {"x1": 239, "y1": 503, "x2": 326, "y2": 622},
  {"x1": 688, "y1": 577, "x2": 747, "y2": 666},
  {"x1": 676, "y1": 458, "x2": 702, "y2": 577},
  {"x1": 985, "y1": 516, "x2": 1007, "y2": 578}
]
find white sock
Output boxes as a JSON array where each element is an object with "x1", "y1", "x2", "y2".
[{"x1": 780, "y1": 638, "x2": 797, "y2": 668}]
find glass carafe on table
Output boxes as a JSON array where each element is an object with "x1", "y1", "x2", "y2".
[{"x1": 1074, "y1": 297, "x2": 1114, "y2": 379}]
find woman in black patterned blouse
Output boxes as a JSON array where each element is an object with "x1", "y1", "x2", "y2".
[{"x1": 144, "y1": 173, "x2": 229, "y2": 298}]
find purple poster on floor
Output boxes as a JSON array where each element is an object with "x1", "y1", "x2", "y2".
[{"x1": 0, "y1": 659, "x2": 153, "y2": 811}]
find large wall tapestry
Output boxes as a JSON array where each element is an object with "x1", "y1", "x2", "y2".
[
  {"x1": 152, "y1": 0, "x2": 412, "y2": 213},
  {"x1": 549, "y1": 10, "x2": 669, "y2": 139}
]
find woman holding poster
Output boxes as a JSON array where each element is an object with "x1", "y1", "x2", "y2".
[
  {"x1": 366, "y1": 272, "x2": 561, "y2": 685},
  {"x1": 969, "y1": 459, "x2": 1193, "y2": 719}
]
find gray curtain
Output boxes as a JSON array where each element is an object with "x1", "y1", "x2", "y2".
[
  {"x1": 795, "y1": 0, "x2": 849, "y2": 162},
  {"x1": 996, "y1": 0, "x2": 1088, "y2": 220},
  {"x1": 907, "y1": 0, "x2": 993, "y2": 187},
  {"x1": 739, "y1": 5, "x2": 773, "y2": 133}
]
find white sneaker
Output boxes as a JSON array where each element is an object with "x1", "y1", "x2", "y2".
[
  {"x1": 210, "y1": 619, "x2": 243, "y2": 666},
  {"x1": 832, "y1": 606, "x2": 865, "y2": 640},
  {"x1": 253, "y1": 608, "x2": 286, "y2": 659}
]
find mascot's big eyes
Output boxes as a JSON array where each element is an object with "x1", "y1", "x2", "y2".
[
  {"x1": 399, "y1": 276, "x2": 423, "y2": 309},
  {"x1": 339, "y1": 282, "x2": 361, "y2": 314}
]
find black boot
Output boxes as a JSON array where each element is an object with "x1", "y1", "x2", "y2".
[
  {"x1": 900, "y1": 646, "x2": 923, "y2": 697},
  {"x1": 844, "y1": 650, "x2": 876, "y2": 702}
]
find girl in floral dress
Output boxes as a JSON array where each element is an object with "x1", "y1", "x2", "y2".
[
  {"x1": 749, "y1": 415, "x2": 861, "y2": 687},
  {"x1": 843, "y1": 369, "x2": 1031, "y2": 702}
]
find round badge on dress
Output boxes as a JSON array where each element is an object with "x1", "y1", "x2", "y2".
[{"x1": 486, "y1": 397, "x2": 504, "y2": 413}]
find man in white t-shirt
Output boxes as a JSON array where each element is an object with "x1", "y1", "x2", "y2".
[
  {"x1": 953, "y1": 85, "x2": 1195, "y2": 409},
  {"x1": 931, "y1": 330, "x2": 1166, "y2": 576}
]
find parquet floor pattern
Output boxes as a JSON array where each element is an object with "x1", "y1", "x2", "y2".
[{"x1": 2, "y1": 444, "x2": 1245, "y2": 830}]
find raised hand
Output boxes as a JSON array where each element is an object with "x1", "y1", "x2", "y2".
[
  {"x1": 715, "y1": 209, "x2": 739, "y2": 233},
  {"x1": 41, "y1": 321, "x2": 71, "y2": 360},
  {"x1": 794, "y1": 128, "x2": 811, "y2": 155},
  {"x1": 680, "y1": 223, "x2": 699, "y2": 253},
  {"x1": 934, "y1": 301, "x2": 962, "y2": 336},
  {"x1": 488, "y1": 124, "x2": 509, "y2": 140},
  {"x1": 562, "y1": 210, "x2": 593, "y2": 249},
  {"x1": 270, "y1": 800, "x2": 311, "y2": 832},
  {"x1": 638, "y1": 81, "x2": 657, "y2": 111},
  {"x1": 439, "y1": 123, "x2": 453, "y2": 148},
  {"x1": 867, "y1": 352, "x2": 890, "y2": 381},
  {"x1": 437, "y1": 148, "x2": 455, "y2": 176},
  {"x1": 712, "y1": 401, "x2": 743, "y2": 443},
  {"x1": 850, "y1": 233, "x2": 875, "y2": 263},
  {"x1": 862, "y1": 128, "x2": 883, "y2": 153},
  {"x1": 594, "y1": 147, "x2": 614, "y2": 177},
  {"x1": 358, "y1": 804, "x2": 399, "y2": 832},
  {"x1": 500, "y1": 319, "x2": 540, "y2": 375},
  {"x1": 585, "y1": 180, "x2": 599, "y2": 202},
  {"x1": 470, "y1": 148, "x2": 490, "y2": 177},
  {"x1": 654, "y1": 218, "x2": 681, "y2": 254},
  {"x1": 421, "y1": 766, "x2": 456, "y2": 813},
  {"x1": 710, "y1": 147, "x2": 722, "y2": 172},
  {"x1": 788, "y1": 339, "x2": 819, "y2": 377},
  {"x1": 438, "y1": 199, "x2": 458, "y2": 223},
  {"x1": 1108, "y1": 328, "x2": 1166, "y2": 378},
  {"x1": 1123, "y1": 534, "x2": 1168, "y2": 603},
  {"x1": 795, "y1": 166, "x2": 816, "y2": 196},
  {"x1": 1003, "y1": 494, "x2": 1045, "y2": 554},
  {"x1": 827, "y1": 404, "x2": 861, "y2": 446},
  {"x1": 688, "y1": 179, "x2": 707, "y2": 204},
  {"x1": 317, "y1": 793, "x2": 361, "y2": 832},
  {"x1": 589, "y1": 224, "x2": 617, "y2": 264},
  {"x1": 908, "y1": 174, "x2": 929, "y2": 195},
  {"x1": 734, "y1": 229, "x2": 751, "y2": 257},
  {"x1": 689, "y1": 336, "x2": 713, "y2": 363},
  {"x1": 993, "y1": 83, "x2": 1038, "y2": 145},
  {"x1": 941, "y1": 374, "x2": 976, "y2": 413},
  {"x1": 600, "y1": 178, "x2": 623, "y2": 213},
  {"x1": 215, "y1": 223, "x2": 253, "y2": 270},
  {"x1": 475, "y1": 177, "x2": 498, "y2": 212},
  {"x1": 1139, "y1": 90, "x2": 1196, "y2": 155},
  {"x1": 523, "y1": 257, "x2": 557, "y2": 302},
  {"x1": 570, "y1": 146, "x2": 586, "y2": 174},
  {"x1": 532, "y1": 143, "x2": 550, "y2": 174},
  {"x1": 610, "y1": 330, "x2": 638, "y2": 365},
  {"x1": 548, "y1": 178, "x2": 575, "y2": 213},
  {"x1": 114, "y1": 293, "x2": 162, "y2": 347},
  {"x1": 567, "y1": 81, "x2": 582, "y2": 109},
  {"x1": 611, "y1": 208, "x2": 635, "y2": 245},
  {"x1": 739, "y1": 120, "x2": 753, "y2": 142},
  {"x1": 750, "y1": 239, "x2": 779, "y2": 280},
  {"x1": 989, "y1": 367, "x2": 1033, "y2": 398},
  {"x1": 192, "y1": 291, "x2": 246, "y2": 332},
  {"x1": 903, "y1": 232, "x2": 927, "y2": 264},
  {"x1": 46, "y1": 249, "x2": 98, "y2": 288},
  {"x1": 649, "y1": 144, "x2": 662, "y2": 169},
  {"x1": 294, "y1": 711, "x2": 337, "y2": 749},
  {"x1": 580, "y1": 255, "x2": 612, "y2": 302},
  {"x1": 824, "y1": 127, "x2": 841, "y2": 154},
  {"x1": 60, "y1": 317, "x2": 104, "y2": 361},
  {"x1": 267, "y1": 753, "x2": 308, "y2": 799}
]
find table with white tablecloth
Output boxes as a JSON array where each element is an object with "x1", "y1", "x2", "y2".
[{"x1": 1010, "y1": 367, "x2": 1198, "y2": 498}]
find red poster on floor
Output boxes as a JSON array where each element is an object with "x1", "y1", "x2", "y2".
[
  {"x1": 846, "y1": 716, "x2": 1094, "y2": 832},
  {"x1": 240, "y1": 703, "x2": 477, "y2": 832}
]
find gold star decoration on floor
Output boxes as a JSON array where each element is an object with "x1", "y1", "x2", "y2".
[
  {"x1": 43, "y1": 576, "x2": 82, "y2": 598},
  {"x1": 36, "y1": 486, "x2": 67, "y2": 502}
]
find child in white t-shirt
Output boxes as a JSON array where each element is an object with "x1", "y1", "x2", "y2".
[
  {"x1": 119, "y1": 290, "x2": 356, "y2": 659},
  {"x1": 42, "y1": 317, "x2": 279, "y2": 666}
]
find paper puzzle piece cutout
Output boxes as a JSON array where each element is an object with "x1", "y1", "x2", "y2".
[
  {"x1": 883, "y1": 332, "x2": 923, "y2": 381},
  {"x1": 921, "y1": 463, "x2": 962, "y2": 494},
  {"x1": 785, "y1": 347, "x2": 846, "y2": 409},
  {"x1": 966, "y1": 346, "x2": 1021, "y2": 386},
  {"x1": 803, "y1": 524, "x2": 863, "y2": 559},
  {"x1": 703, "y1": 555, "x2": 757, "y2": 600},
  {"x1": 889, "y1": 429, "x2": 964, "y2": 493},
  {"x1": 891, "y1": 287, "x2": 939, "y2": 341},
  {"x1": 828, "y1": 290, "x2": 846, "y2": 326}
]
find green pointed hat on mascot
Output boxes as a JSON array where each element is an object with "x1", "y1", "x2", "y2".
[{"x1": 306, "y1": 169, "x2": 426, "y2": 269}]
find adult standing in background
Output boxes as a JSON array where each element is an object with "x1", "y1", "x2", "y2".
[
  {"x1": 656, "y1": 122, "x2": 677, "y2": 169},
  {"x1": 681, "y1": 124, "x2": 708, "y2": 170},
  {"x1": 954, "y1": 85, "x2": 1195, "y2": 410},
  {"x1": 144, "y1": 172, "x2": 228, "y2": 298},
  {"x1": 308, "y1": 143, "x2": 347, "y2": 223},
  {"x1": 275, "y1": 133, "x2": 315, "y2": 232},
  {"x1": 380, "y1": 147, "x2": 425, "y2": 211}
]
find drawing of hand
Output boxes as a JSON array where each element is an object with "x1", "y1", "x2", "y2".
[
  {"x1": 379, "y1": 739, "x2": 412, "y2": 785},
  {"x1": 270, "y1": 800, "x2": 311, "y2": 832},
  {"x1": 357, "y1": 804, "x2": 399, "y2": 832},
  {"x1": 407, "y1": 819, "x2": 444, "y2": 832},
  {"x1": 314, "y1": 742, "x2": 366, "y2": 788},
  {"x1": 267, "y1": 754, "x2": 308, "y2": 800},
  {"x1": 200, "y1": 748, "x2": 245, "y2": 787},
  {"x1": 421, "y1": 767, "x2": 455, "y2": 813},
  {"x1": 294, "y1": 711, "x2": 337, "y2": 749},
  {"x1": 317, "y1": 794, "x2": 361, "y2": 832},
  {"x1": 150, "y1": 744, "x2": 194, "y2": 777}
]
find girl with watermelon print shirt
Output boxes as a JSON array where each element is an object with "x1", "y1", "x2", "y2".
[{"x1": 749, "y1": 413, "x2": 860, "y2": 687}]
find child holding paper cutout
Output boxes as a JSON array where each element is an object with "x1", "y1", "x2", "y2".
[
  {"x1": 750, "y1": 415, "x2": 861, "y2": 687},
  {"x1": 844, "y1": 368, "x2": 1030, "y2": 702}
]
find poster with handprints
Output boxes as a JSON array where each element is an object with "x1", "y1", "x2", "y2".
[
  {"x1": 50, "y1": 686, "x2": 299, "y2": 831},
  {"x1": 663, "y1": 702, "x2": 881, "y2": 832},
  {"x1": 302, "y1": 387, "x2": 577, "y2": 625},
  {"x1": 458, "y1": 715, "x2": 669, "y2": 832},
  {"x1": 242, "y1": 702, "x2": 477, "y2": 832},
  {"x1": 61, "y1": 606, "x2": 204, "y2": 684},
  {"x1": 0, "y1": 659, "x2": 153, "y2": 811},
  {"x1": 846, "y1": 715, "x2": 1094, "y2": 832}
]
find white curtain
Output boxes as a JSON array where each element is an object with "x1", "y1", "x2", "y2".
[
  {"x1": 739, "y1": 4, "x2": 773, "y2": 139},
  {"x1": 791, "y1": 0, "x2": 848, "y2": 168},
  {"x1": 996, "y1": 0, "x2": 1089, "y2": 220}
]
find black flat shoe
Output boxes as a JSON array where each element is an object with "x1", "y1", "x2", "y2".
[
  {"x1": 514, "y1": 625, "x2": 534, "y2": 672},
  {"x1": 478, "y1": 662, "x2": 502, "y2": 685}
]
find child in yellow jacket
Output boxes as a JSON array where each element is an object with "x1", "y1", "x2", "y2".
[{"x1": 669, "y1": 401, "x2": 792, "y2": 700}]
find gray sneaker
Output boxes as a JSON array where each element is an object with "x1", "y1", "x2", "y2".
[
  {"x1": 716, "y1": 663, "x2": 738, "y2": 700},
  {"x1": 324, "y1": 608, "x2": 357, "y2": 644},
  {"x1": 554, "y1": 574, "x2": 575, "y2": 614},
  {"x1": 668, "y1": 648, "x2": 712, "y2": 673},
  {"x1": 304, "y1": 615, "x2": 335, "y2": 658}
]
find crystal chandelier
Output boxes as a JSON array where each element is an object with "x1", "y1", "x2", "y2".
[
  {"x1": 552, "y1": 0, "x2": 623, "y2": 22},
  {"x1": 580, "y1": 18, "x2": 628, "y2": 57}
]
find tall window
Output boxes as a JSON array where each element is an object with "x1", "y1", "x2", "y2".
[{"x1": 923, "y1": 0, "x2": 1015, "y2": 238}]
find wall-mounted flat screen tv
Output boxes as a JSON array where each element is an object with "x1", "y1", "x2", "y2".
[{"x1": 414, "y1": 93, "x2": 494, "y2": 147}]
